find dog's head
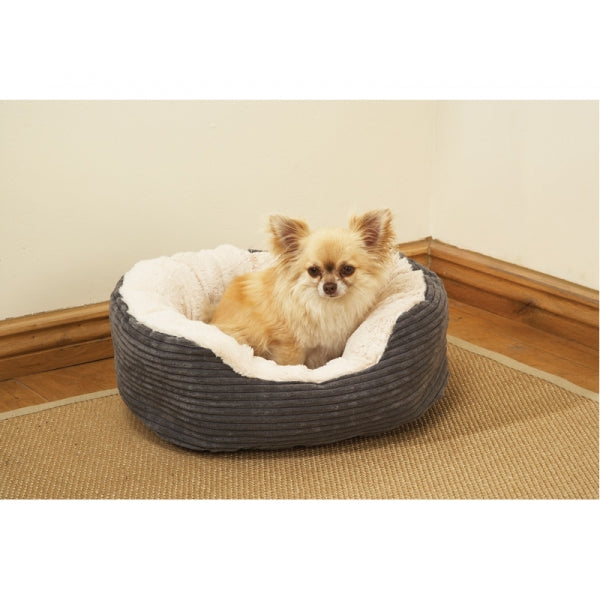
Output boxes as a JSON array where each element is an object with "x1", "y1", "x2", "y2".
[{"x1": 268, "y1": 209, "x2": 395, "y2": 301}]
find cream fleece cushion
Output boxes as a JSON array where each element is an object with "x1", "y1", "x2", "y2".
[{"x1": 119, "y1": 245, "x2": 426, "y2": 383}]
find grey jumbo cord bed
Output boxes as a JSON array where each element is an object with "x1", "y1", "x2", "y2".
[{"x1": 109, "y1": 248, "x2": 449, "y2": 452}]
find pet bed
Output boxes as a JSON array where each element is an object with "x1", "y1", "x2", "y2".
[{"x1": 109, "y1": 245, "x2": 449, "y2": 452}]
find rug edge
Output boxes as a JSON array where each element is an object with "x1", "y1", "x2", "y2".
[
  {"x1": 447, "y1": 336, "x2": 599, "y2": 402},
  {"x1": 0, "y1": 388, "x2": 120, "y2": 422}
]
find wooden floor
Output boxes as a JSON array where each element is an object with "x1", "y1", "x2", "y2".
[{"x1": 0, "y1": 298, "x2": 597, "y2": 413}]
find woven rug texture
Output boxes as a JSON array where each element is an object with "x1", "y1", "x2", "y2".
[{"x1": 0, "y1": 343, "x2": 597, "y2": 499}]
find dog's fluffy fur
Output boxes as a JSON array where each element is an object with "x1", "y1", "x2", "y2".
[{"x1": 210, "y1": 209, "x2": 396, "y2": 368}]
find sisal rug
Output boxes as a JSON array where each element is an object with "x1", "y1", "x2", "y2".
[{"x1": 1, "y1": 340, "x2": 597, "y2": 499}]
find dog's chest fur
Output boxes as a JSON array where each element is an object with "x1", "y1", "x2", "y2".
[{"x1": 279, "y1": 284, "x2": 373, "y2": 363}]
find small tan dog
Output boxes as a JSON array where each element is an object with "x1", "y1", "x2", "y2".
[{"x1": 210, "y1": 209, "x2": 396, "y2": 368}]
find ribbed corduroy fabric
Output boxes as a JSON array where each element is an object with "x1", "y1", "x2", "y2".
[{"x1": 109, "y1": 258, "x2": 449, "y2": 451}]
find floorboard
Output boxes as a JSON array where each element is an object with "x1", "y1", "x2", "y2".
[
  {"x1": 0, "y1": 380, "x2": 48, "y2": 411},
  {"x1": 16, "y1": 359, "x2": 117, "y2": 403},
  {"x1": 447, "y1": 299, "x2": 598, "y2": 392}
]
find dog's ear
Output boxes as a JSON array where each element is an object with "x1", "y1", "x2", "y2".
[
  {"x1": 268, "y1": 215, "x2": 310, "y2": 256},
  {"x1": 350, "y1": 208, "x2": 395, "y2": 252}
]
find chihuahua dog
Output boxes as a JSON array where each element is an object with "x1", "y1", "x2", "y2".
[{"x1": 210, "y1": 208, "x2": 396, "y2": 368}]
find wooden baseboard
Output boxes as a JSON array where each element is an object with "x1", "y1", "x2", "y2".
[
  {"x1": 0, "y1": 302, "x2": 112, "y2": 380},
  {"x1": 426, "y1": 240, "x2": 598, "y2": 350},
  {"x1": 0, "y1": 239, "x2": 597, "y2": 380}
]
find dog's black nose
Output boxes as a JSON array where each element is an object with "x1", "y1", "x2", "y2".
[{"x1": 323, "y1": 282, "x2": 337, "y2": 296}]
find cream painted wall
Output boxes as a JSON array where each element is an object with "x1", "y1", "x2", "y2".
[
  {"x1": 430, "y1": 101, "x2": 598, "y2": 290},
  {"x1": 0, "y1": 101, "x2": 597, "y2": 320},
  {"x1": 0, "y1": 101, "x2": 435, "y2": 319}
]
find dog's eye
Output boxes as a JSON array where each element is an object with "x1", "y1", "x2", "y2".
[
  {"x1": 307, "y1": 266, "x2": 321, "y2": 278},
  {"x1": 340, "y1": 265, "x2": 355, "y2": 276}
]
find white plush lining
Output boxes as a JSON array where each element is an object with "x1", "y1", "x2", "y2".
[{"x1": 119, "y1": 245, "x2": 426, "y2": 383}]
